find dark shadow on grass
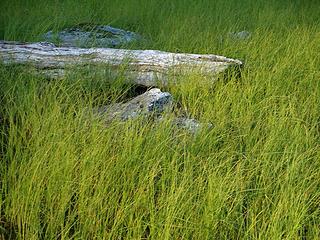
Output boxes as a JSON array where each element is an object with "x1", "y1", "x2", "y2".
[{"x1": 0, "y1": 216, "x2": 17, "y2": 240}]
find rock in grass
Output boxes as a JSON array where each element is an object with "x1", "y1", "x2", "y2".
[
  {"x1": 228, "y1": 30, "x2": 251, "y2": 40},
  {"x1": 43, "y1": 23, "x2": 143, "y2": 48},
  {"x1": 173, "y1": 117, "x2": 213, "y2": 134},
  {"x1": 94, "y1": 88, "x2": 173, "y2": 122},
  {"x1": 91, "y1": 88, "x2": 211, "y2": 134}
]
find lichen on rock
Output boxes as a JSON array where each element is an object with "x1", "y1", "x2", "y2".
[{"x1": 43, "y1": 23, "x2": 143, "y2": 48}]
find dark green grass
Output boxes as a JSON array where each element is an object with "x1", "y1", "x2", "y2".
[{"x1": 1, "y1": 0, "x2": 320, "y2": 239}]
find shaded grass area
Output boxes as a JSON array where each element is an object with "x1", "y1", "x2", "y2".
[{"x1": 1, "y1": 0, "x2": 320, "y2": 239}]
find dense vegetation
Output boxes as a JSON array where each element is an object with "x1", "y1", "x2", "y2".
[{"x1": 1, "y1": 0, "x2": 320, "y2": 239}]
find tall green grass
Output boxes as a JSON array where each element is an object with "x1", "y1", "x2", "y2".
[{"x1": 1, "y1": 0, "x2": 320, "y2": 239}]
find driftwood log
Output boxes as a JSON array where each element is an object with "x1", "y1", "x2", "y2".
[{"x1": 0, "y1": 40, "x2": 242, "y2": 87}]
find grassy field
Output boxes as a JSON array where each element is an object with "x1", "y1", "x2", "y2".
[{"x1": 1, "y1": 0, "x2": 320, "y2": 239}]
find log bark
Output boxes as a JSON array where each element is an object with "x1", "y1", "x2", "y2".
[{"x1": 0, "y1": 40, "x2": 242, "y2": 87}]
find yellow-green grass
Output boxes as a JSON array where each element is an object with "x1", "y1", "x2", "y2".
[{"x1": 1, "y1": 0, "x2": 320, "y2": 239}]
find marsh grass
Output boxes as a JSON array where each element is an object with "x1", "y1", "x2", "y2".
[{"x1": 1, "y1": 0, "x2": 320, "y2": 239}]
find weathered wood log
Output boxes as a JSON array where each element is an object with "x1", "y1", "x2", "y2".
[{"x1": 0, "y1": 40, "x2": 242, "y2": 87}]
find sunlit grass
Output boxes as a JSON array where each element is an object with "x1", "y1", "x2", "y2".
[{"x1": 1, "y1": 0, "x2": 320, "y2": 239}]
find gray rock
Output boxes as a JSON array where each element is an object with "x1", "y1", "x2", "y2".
[
  {"x1": 43, "y1": 23, "x2": 143, "y2": 48},
  {"x1": 173, "y1": 117, "x2": 213, "y2": 134},
  {"x1": 90, "y1": 88, "x2": 212, "y2": 134},
  {"x1": 94, "y1": 88, "x2": 173, "y2": 122},
  {"x1": 228, "y1": 30, "x2": 251, "y2": 40}
]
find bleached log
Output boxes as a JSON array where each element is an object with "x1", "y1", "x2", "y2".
[{"x1": 0, "y1": 40, "x2": 242, "y2": 87}]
